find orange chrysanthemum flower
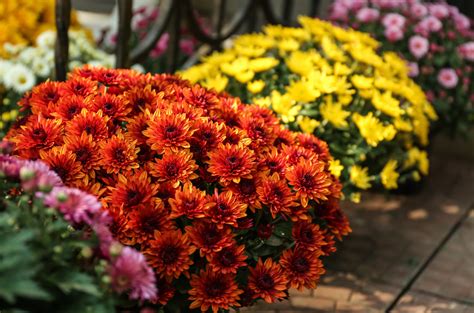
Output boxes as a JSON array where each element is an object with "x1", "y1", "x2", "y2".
[
  {"x1": 29, "y1": 81, "x2": 62, "y2": 116},
  {"x1": 63, "y1": 132, "x2": 100, "y2": 177},
  {"x1": 248, "y1": 258, "x2": 289, "y2": 303},
  {"x1": 240, "y1": 115, "x2": 277, "y2": 150},
  {"x1": 292, "y1": 220, "x2": 327, "y2": 252},
  {"x1": 143, "y1": 110, "x2": 195, "y2": 153},
  {"x1": 207, "y1": 143, "x2": 255, "y2": 184},
  {"x1": 149, "y1": 149, "x2": 198, "y2": 188},
  {"x1": 189, "y1": 268, "x2": 242, "y2": 313},
  {"x1": 122, "y1": 85, "x2": 158, "y2": 114},
  {"x1": 115, "y1": 201, "x2": 174, "y2": 245},
  {"x1": 226, "y1": 177, "x2": 262, "y2": 210},
  {"x1": 205, "y1": 190, "x2": 247, "y2": 229},
  {"x1": 99, "y1": 133, "x2": 139, "y2": 174},
  {"x1": 61, "y1": 76, "x2": 98, "y2": 97},
  {"x1": 53, "y1": 95, "x2": 91, "y2": 121},
  {"x1": 12, "y1": 115, "x2": 63, "y2": 157},
  {"x1": 125, "y1": 111, "x2": 150, "y2": 145},
  {"x1": 182, "y1": 84, "x2": 220, "y2": 110},
  {"x1": 91, "y1": 93, "x2": 131, "y2": 120},
  {"x1": 65, "y1": 109, "x2": 110, "y2": 140},
  {"x1": 169, "y1": 182, "x2": 208, "y2": 219},
  {"x1": 154, "y1": 278, "x2": 175, "y2": 306},
  {"x1": 207, "y1": 244, "x2": 247, "y2": 274},
  {"x1": 286, "y1": 159, "x2": 333, "y2": 207},
  {"x1": 185, "y1": 221, "x2": 234, "y2": 257},
  {"x1": 296, "y1": 133, "x2": 331, "y2": 162},
  {"x1": 273, "y1": 126, "x2": 296, "y2": 148},
  {"x1": 106, "y1": 170, "x2": 158, "y2": 210},
  {"x1": 280, "y1": 248, "x2": 325, "y2": 291},
  {"x1": 144, "y1": 230, "x2": 196, "y2": 280},
  {"x1": 315, "y1": 197, "x2": 351, "y2": 240},
  {"x1": 39, "y1": 146, "x2": 84, "y2": 186},
  {"x1": 258, "y1": 148, "x2": 287, "y2": 177},
  {"x1": 257, "y1": 172, "x2": 297, "y2": 218}
]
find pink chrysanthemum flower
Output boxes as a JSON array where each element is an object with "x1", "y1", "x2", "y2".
[
  {"x1": 382, "y1": 13, "x2": 406, "y2": 29},
  {"x1": 20, "y1": 160, "x2": 62, "y2": 192},
  {"x1": 43, "y1": 186, "x2": 101, "y2": 225},
  {"x1": 108, "y1": 246, "x2": 157, "y2": 301},
  {"x1": 409, "y1": 35, "x2": 429, "y2": 59},
  {"x1": 437, "y1": 68, "x2": 459, "y2": 89}
]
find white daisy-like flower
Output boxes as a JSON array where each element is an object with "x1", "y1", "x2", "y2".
[
  {"x1": 131, "y1": 63, "x2": 145, "y2": 73},
  {"x1": 32, "y1": 58, "x2": 51, "y2": 77},
  {"x1": 36, "y1": 31, "x2": 56, "y2": 48},
  {"x1": 4, "y1": 63, "x2": 36, "y2": 94},
  {"x1": 3, "y1": 43, "x2": 23, "y2": 55},
  {"x1": 18, "y1": 47, "x2": 37, "y2": 64},
  {"x1": 0, "y1": 60, "x2": 13, "y2": 84},
  {"x1": 87, "y1": 60, "x2": 108, "y2": 68},
  {"x1": 68, "y1": 60, "x2": 83, "y2": 70}
]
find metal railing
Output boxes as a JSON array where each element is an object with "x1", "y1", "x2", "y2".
[{"x1": 54, "y1": 0, "x2": 320, "y2": 80}]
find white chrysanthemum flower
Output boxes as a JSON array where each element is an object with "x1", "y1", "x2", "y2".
[
  {"x1": 131, "y1": 64, "x2": 145, "y2": 73},
  {"x1": 3, "y1": 64, "x2": 36, "y2": 94},
  {"x1": 87, "y1": 60, "x2": 108, "y2": 68},
  {"x1": 68, "y1": 60, "x2": 83, "y2": 70},
  {"x1": 36, "y1": 31, "x2": 56, "y2": 48},
  {"x1": 0, "y1": 60, "x2": 13, "y2": 84},
  {"x1": 70, "y1": 45, "x2": 81, "y2": 59},
  {"x1": 32, "y1": 59, "x2": 51, "y2": 77},
  {"x1": 18, "y1": 47, "x2": 37, "y2": 64},
  {"x1": 3, "y1": 43, "x2": 23, "y2": 55}
]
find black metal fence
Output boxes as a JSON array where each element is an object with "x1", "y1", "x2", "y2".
[{"x1": 54, "y1": 0, "x2": 321, "y2": 80}]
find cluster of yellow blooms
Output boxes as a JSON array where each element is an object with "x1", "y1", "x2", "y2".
[
  {"x1": 181, "y1": 17, "x2": 437, "y2": 201},
  {"x1": 0, "y1": 0, "x2": 80, "y2": 57}
]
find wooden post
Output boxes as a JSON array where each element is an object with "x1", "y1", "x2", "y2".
[
  {"x1": 116, "y1": 0, "x2": 133, "y2": 68},
  {"x1": 55, "y1": 0, "x2": 71, "y2": 81}
]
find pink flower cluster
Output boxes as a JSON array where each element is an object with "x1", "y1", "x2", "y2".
[
  {"x1": 329, "y1": 0, "x2": 473, "y2": 90},
  {"x1": 0, "y1": 150, "x2": 157, "y2": 302}
]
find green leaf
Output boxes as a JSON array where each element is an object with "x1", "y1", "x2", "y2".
[
  {"x1": 54, "y1": 271, "x2": 101, "y2": 296},
  {"x1": 265, "y1": 235, "x2": 284, "y2": 247}
]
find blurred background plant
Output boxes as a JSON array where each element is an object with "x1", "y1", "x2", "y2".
[
  {"x1": 98, "y1": 2, "x2": 208, "y2": 73},
  {"x1": 0, "y1": 148, "x2": 157, "y2": 312},
  {"x1": 329, "y1": 0, "x2": 474, "y2": 137}
]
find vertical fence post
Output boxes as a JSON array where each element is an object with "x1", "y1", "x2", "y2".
[
  {"x1": 116, "y1": 0, "x2": 133, "y2": 68},
  {"x1": 55, "y1": 0, "x2": 71, "y2": 81}
]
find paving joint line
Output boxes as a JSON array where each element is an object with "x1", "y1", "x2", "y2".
[{"x1": 385, "y1": 206, "x2": 474, "y2": 312}]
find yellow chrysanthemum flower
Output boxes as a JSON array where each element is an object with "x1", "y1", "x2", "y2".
[
  {"x1": 352, "y1": 112, "x2": 397, "y2": 147},
  {"x1": 247, "y1": 80, "x2": 265, "y2": 94},
  {"x1": 329, "y1": 159, "x2": 344, "y2": 178},
  {"x1": 320, "y1": 97, "x2": 350, "y2": 128},
  {"x1": 350, "y1": 165, "x2": 371, "y2": 190},
  {"x1": 380, "y1": 160, "x2": 399, "y2": 189},
  {"x1": 297, "y1": 116, "x2": 320, "y2": 134},
  {"x1": 271, "y1": 90, "x2": 301, "y2": 123}
]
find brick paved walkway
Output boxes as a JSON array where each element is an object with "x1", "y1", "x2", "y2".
[{"x1": 244, "y1": 136, "x2": 474, "y2": 313}]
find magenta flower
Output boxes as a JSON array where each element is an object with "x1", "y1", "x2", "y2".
[
  {"x1": 384, "y1": 26, "x2": 404, "y2": 42},
  {"x1": 409, "y1": 35, "x2": 429, "y2": 59},
  {"x1": 372, "y1": 0, "x2": 404, "y2": 9},
  {"x1": 419, "y1": 16, "x2": 443, "y2": 33},
  {"x1": 0, "y1": 155, "x2": 23, "y2": 178},
  {"x1": 356, "y1": 7, "x2": 380, "y2": 23},
  {"x1": 437, "y1": 68, "x2": 459, "y2": 89},
  {"x1": 458, "y1": 42, "x2": 474, "y2": 62},
  {"x1": 382, "y1": 13, "x2": 406, "y2": 29},
  {"x1": 108, "y1": 246, "x2": 157, "y2": 301},
  {"x1": 428, "y1": 4, "x2": 449, "y2": 19},
  {"x1": 330, "y1": 4, "x2": 349, "y2": 21},
  {"x1": 411, "y1": 3, "x2": 428, "y2": 19},
  {"x1": 20, "y1": 160, "x2": 62, "y2": 192},
  {"x1": 454, "y1": 14, "x2": 470, "y2": 31},
  {"x1": 43, "y1": 186, "x2": 101, "y2": 226}
]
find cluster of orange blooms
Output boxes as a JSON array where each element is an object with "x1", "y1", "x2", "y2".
[{"x1": 7, "y1": 67, "x2": 350, "y2": 312}]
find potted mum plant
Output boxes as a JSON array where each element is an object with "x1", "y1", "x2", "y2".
[
  {"x1": 329, "y1": 0, "x2": 473, "y2": 137},
  {"x1": 0, "y1": 147, "x2": 156, "y2": 312},
  {"x1": 181, "y1": 17, "x2": 438, "y2": 201},
  {"x1": 6, "y1": 67, "x2": 350, "y2": 312}
]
